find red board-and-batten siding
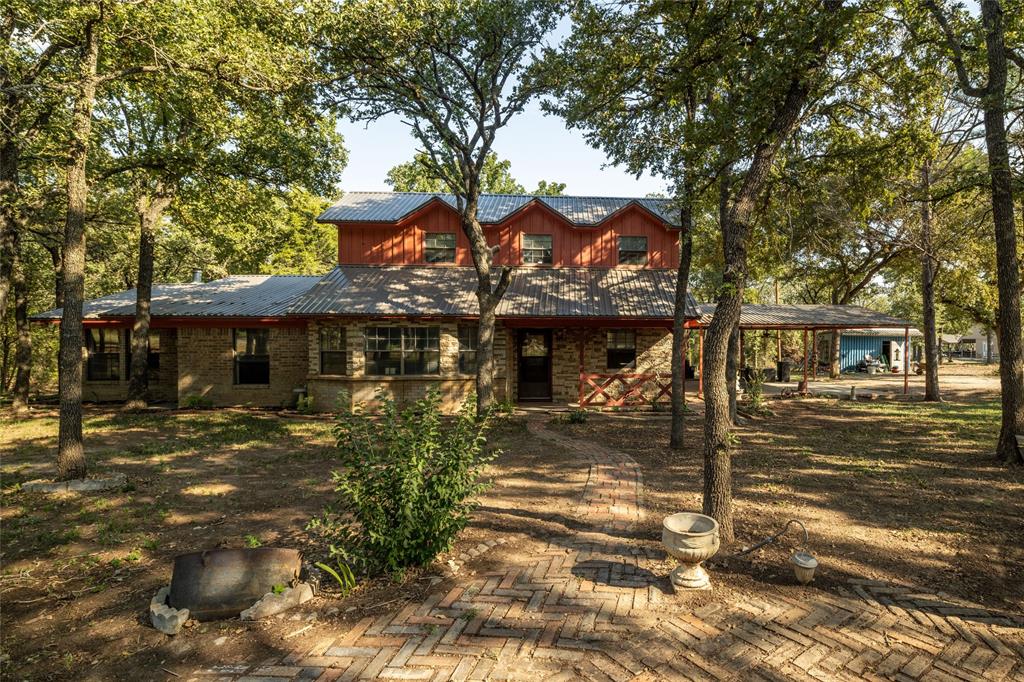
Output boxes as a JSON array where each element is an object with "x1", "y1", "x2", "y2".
[{"x1": 333, "y1": 201, "x2": 680, "y2": 269}]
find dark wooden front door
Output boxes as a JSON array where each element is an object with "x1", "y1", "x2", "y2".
[{"x1": 517, "y1": 330, "x2": 552, "y2": 401}]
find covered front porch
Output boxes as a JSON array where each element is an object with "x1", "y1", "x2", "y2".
[{"x1": 502, "y1": 320, "x2": 697, "y2": 408}]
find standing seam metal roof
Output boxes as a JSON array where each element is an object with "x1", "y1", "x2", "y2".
[
  {"x1": 287, "y1": 266, "x2": 700, "y2": 319},
  {"x1": 30, "y1": 275, "x2": 322, "y2": 320},
  {"x1": 696, "y1": 303, "x2": 913, "y2": 328},
  {"x1": 317, "y1": 192, "x2": 681, "y2": 227}
]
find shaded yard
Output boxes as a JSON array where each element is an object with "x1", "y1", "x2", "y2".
[
  {"x1": 554, "y1": 397, "x2": 1024, "y2": 613},
  {"x1": 1, "y1": 394, "x2": 1022, "y2": 680}
]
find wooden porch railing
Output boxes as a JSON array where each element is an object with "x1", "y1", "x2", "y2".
[{"x1": 578, "y1": 371, "x2": 673, "y2": 407}]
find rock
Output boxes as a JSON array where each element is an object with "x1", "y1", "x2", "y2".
[
  {"x1": 23, "y1": 473, "x2": 127, "y2": 494},
  {"x1": 240, "y1": 583, "x2": 314, "y2": 621},
  {"x1": 150, "y1": 586, "x2": 190, "y2": 635},
  {"x1": 213, "y1": 636, "x2": 227, "y2": 646}
]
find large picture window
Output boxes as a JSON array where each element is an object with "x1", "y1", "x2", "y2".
[
  {"x1": 319, "y1": 326, "x2": 347, "y2": 375},
  {"x1": 425, "y1": 233, "x2": 456, "y2": 263},
  {"x1": 126, "y1": 331, "x2": 161, "y2": 376},
  {"x1": 458, "y1": 325, "x2": 478, "y2": 374},
  {"x1": 365, "y1": 326, "x2": 440, "y2": 376},
  {"x1": 86, "y1": 328, "x2": 121, "y2": 381},
  {"x1": 522, "y1": 234, "x2": 553, "y2": 264},
  {"x1": 607, "y1": 330, "x2": 637, "y2": 369},
  {"x1": 233, "y1": 328, "x2": 270, "y2": 385},
  {"x1": 618, "y1": 236, "x2": 648, "y2": 265}
]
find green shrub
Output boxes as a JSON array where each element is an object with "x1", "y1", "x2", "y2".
[
  {"x1": 296, "y1": 395, "x2": 315, "y2": 414},
  {"x1": 312, "y1": 389, "x2": 495, "y2": 576},
  {"x1": 182, "y1": 394, "x2": 213, "y2": 409},
  {"x1": 746, "y1": 369, "x2": 766, "y2": 411},
  {"x1": 553, "y1": 408, "x2": 589, "y2": 424}
]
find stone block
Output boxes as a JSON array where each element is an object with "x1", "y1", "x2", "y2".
[
  {"x1": 240, "y1": 583, "x2": 314, "y2": 621},
  {"x1": 151, "y1": 586, "x2": 190, "y2": 635}
]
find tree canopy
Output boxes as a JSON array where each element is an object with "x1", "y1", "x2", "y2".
[{"x1": 386, "y1": 152, "x2": 564, "y2": 195}]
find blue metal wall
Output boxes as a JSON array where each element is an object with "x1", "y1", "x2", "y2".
[{"x1": 839, "y1": 334, "x2": 905, "y2": 372}]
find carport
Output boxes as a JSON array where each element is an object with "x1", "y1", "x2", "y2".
[{"x1": 693, "y1": 304, "x2": 915, "y2": 396}]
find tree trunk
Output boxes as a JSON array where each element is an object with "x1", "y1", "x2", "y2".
[
  {"x1": 726, "y1": 324, "x2": 739, "y2": 424},
  {"x1": 57, "y1": 16, "x2": 99, "y2": 481},
  {"x1": 460, "y1": 193, "x2": 511, "y2": 415},
  {"x1": 829, "y1": 329, "x2": 840, "y2": 378},
  {"x1": 670, "y1": 199, "x2": 694, "y2": 450},
  {"x1": 12, "y1": 226, "x2": 31, "y2": 413},
  {"x1": 979, "y1": 0, "x2": 1024, "y2": 464},
  {"x1": 920, "y1": 160, "x2": 941, "y2": 401},
  {"x1": 986, "y1": 328, "x2": 993, "y2": 364},
  {"x1": 702, "y1": 0, "x2": 844, "y2": 539},
  {"x1": 47, "y1": 245, "x2": 63, "y2": 308},
  {"x1": 126, "y1": 188, "x2": 173, "y2": 409},
  {"x1": 0, "y1": 139, "x2": 18, "y2": 317}
]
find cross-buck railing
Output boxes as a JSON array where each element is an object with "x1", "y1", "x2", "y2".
[{"x1": 578, "y1": 371, "x2": 673, "y2": 407}]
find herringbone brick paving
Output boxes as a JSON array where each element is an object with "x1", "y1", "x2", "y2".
[{"x1": 185, "y1": 419, "x2": 1024, "y2": 681}]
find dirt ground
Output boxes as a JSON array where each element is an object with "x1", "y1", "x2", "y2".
[{"x1": 1, "y1": 373, "x2": 1022, "y2": 679}]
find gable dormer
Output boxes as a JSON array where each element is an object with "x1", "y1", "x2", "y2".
[{"x1": 318, "y1": 192, "x2": 682, "y2": 269}]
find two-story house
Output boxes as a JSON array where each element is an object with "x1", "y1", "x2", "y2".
[{"x1": 34, "y1": 192, "x2": 699, "y2": 410}]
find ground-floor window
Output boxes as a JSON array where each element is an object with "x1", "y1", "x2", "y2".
[
  {"x1": 365, "y1": 326, "x2": 440, "y2": 376},
  {"x1": 86, "y1": 328, "x2": 121, "y2": 381},
  {"x1": 319, "y1": 326, "x2": 347, "y2": 375},
  {"x1": 233, "y1": 328, "x2": 270, "y2": 385},
  {"x1": 126, "y1": 331, "x2": 161, "y2": 375},
  {"x1": 606, "y1": 330, "x2": 637, "y2": 369},
  {"x1": 458, "y1": 325, "x2": 478, "y2": 374},
  {"x1": 146, "y1": 332, "x2": 160, "y2": 370}
]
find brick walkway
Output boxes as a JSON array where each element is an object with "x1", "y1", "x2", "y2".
[{"x1": 185, "y1": 419, "x2": 1024, "y2": 682}]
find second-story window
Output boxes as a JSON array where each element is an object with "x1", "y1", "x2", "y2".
[
  {"x1": 319, "y1": 326, "x2": 347, "y2": 375},
  {"x1": 522, "y1": 234, "x2": 552, "y2": 264},
  {"x1": 425, "y1": 233, "x2": 456, "y2": 263},
  {"x1": 618, "y1": 236, "x2": 648, "y2": 265}
]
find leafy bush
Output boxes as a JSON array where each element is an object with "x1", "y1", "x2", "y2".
[
  {"x1": 746, "y1": 368, "x2": 766, "y2": 411},
  {"x1": 553, "y1": 408, "x2": 589, "y2": 424},
  {"x1": 182, "y1": 394, "x2": 213, "y2": 409},
  {"x1": 312, "y1": 389, "x2": 495, "y2": 576}
]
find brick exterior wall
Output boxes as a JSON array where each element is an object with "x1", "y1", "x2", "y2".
[
  {"x1": 306, "y1": 320, "x2": 509, "y2": 413},
  {"x1": 81, "y1": 329, "x2": 178, "y2": 403},
  {"x1": 79, "y1": 322, "x2": 670, "y2": 410},
  {"x1": 177, "y1": 325, "x2": 307, "y2": 407},
  {"x1": 542, "y1": 327, "x2": 672, "y2": 405}
]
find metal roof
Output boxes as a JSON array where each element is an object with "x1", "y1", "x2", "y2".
[
  {"x1": 31, "y1": 275, "x2": 322, "y2": 320},
  {"x1": 318, "y1": 192, "x2": 681, "y2": 227},
  {"x1": 288, "y1": 266, "x2": 699, "y2": 320},
  {"x1": 696, "y1": 303, "x2": 913, "y2": 329}
]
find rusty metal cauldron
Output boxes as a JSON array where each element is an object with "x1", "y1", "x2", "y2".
[{"x1": 168, "y1": 548, "x2": 301, "y2": 620}]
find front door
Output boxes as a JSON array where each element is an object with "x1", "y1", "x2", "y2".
[{"x1": 518, "y1": 330, "x2": 552, "y2": 401}]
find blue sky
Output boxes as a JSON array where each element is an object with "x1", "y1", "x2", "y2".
[{"x1": 336, "y1": 101, "x2": 668, "y2": 198}]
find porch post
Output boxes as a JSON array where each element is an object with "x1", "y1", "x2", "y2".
[
  {"x1": 698, "y1": 328, "x2": 704, "y2": 397},
  {"x1": 811, "y1": 329, "x2": 817, "y2": 380},
  {"x1": 903, "y1": 325, "x2": 910, "y2": 396},
  {"x1": 801, "y1": 328, "x2": 809, "y2": 395},
  {"x1": 578, "y1": 330, "x2": 585, "y2": 406}
]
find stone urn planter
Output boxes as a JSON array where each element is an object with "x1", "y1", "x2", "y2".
[{"x1": 662, "y1": 512, "x2": 720, "y2": 590}]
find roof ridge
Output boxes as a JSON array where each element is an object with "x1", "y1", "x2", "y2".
[{"x1": 335, "y1": 191, "x2": 673, "y2": 201}]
